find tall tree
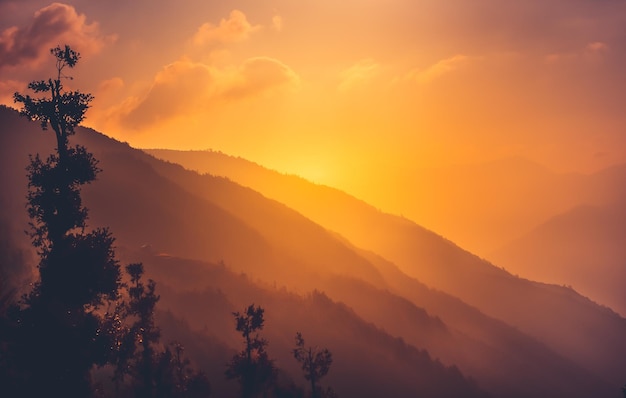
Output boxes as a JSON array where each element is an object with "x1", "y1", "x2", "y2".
[
  {"x1": 7, "y1": 44, "x2": 209, "y2": 398},
  {"x1": 8, "y1": 44, "x2": 120, "y2": 397},
  {"x1": 292, "y1": 333, "x2": 334, "y2": 398},
  {"x1": 226, "y1": 304, "x2": 276, "y2": 398}
]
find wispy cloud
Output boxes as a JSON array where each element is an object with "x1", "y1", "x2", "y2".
[
  {"x1": 406, "y1": 55, "x2": 469, "y2": 85},
  {"x1": 545, "y1": 41, "x2": 610, "y2": 64},
  {"x1": 192, "y1": 10, "x2": 260, "y2": 47},
  {"x1": 338, "y1": 59, "x2": 380, "y2": 92}
]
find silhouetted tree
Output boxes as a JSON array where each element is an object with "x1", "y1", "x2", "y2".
[
  {"x1": 5, "y1": 44, "x2": 207, "y2": 398},
  {"x1": 155, "y1": 342, "x2": 212, "y2": 398},
  {"x1": 6, "y1": 44, "x2": 120, "y2": 397},
  {"x1": 114, "y1": 263, "x2": 162, "y2": 397},
  {"x1": 292, "y1": 333, "x2": 335, "y2": 398},
  {"x1": 112, "y1": 263, "x2": 210, "y2": 398},
  {"x1": 226, "y1": 304, "x2": 276, "y2": 398}
]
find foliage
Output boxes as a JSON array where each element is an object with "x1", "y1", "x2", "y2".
[
  {"x1": 0, "y1": 44, "x2": 120, "y2": 397},
  {"x1": 292, "y1": 333, "x2": 334, "y2": 398},
  {"x1": 2, "y1": 44, "x2": 207, "y2": 398},
  {"x1": 14, "y1": 45, "x2": 93, "y2": 157},
  {"x1": 113, "y1": 263, "x2": 210, "y2": 398},
  {"x1": 226, "y1": 304, "x2": 276, "y2": 398}
]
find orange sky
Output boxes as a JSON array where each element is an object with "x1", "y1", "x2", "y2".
[{"x1": 2, "y1": 0, "x2": 626, "y2": 227}]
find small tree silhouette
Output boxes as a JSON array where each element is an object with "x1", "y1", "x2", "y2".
[
  {"x1": 111, "y1": 263, "x2": 211, "y2": 398},
  {"x1": 226, "y1": 304, "x2": 276, "y2": 398},
  {"x1": 114, "y1": 263, "x2": 162, "y2": 397},
  {"x1": 292, "y1": 333, "x2": 334, "y2": 398}
]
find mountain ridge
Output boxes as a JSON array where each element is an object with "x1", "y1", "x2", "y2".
[{"x1": 1, "y1": 106, "x2": 624, "y2": 397}]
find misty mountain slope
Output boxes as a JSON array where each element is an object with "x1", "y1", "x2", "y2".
[
  {"x1": 136, "y1": 254, "x2": 490, "y2": 398},
  {"x1": 133, "y1": 247, "x2": 616, "y2": 398},
  {"x1": 148, "y1": 150, "x2": 626, "y2": 313},
  {"x1": 144, "y1": 147, "x2": 626, "y2": 391},
  {"x1": 142, "y1": 251, "x2": 618, "y2": 398},
  {"x1": 490, "y1": 203, "x2": 626, "y2": 315},
  {"x1": 0, "y1": 120, "x2": 279, "y2": 280},
  {"x1": 328, "y1": 238, "x2": 619, "y2": 398},
  {"x1": 84, "y1": 151, "x2": 278, "y2": 270},
  {"x1": 1, "y1": 107, "x2": 623, "y2": 396},
  {"x1": 588, "y1": 163, "x2": 626, "y2": 203},
  {"x1": 136, "y1": 156, "x2": 385, "y2": 288},
  {"x1": 0, "y1": 107, "x2": 385, "y2": 292},
  {"x1": 144, "y1": 150, "x2": 591, "y2": 254}
]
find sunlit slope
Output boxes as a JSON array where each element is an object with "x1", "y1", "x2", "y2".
[
  {"x1": 0, "y1": 106, "x2": 622, "y2": 397},
  {"x1": 491, "y1": 202, "x2": 626, "y2": 315},
  {"x1": 138, "y1": 254, "x2": 488, "y2": 398},
  {"x1": 0, "y1": 108, "x2": 385, "y2": 290},
  {"x1": 138, "y1": 252, "x2": 611, "y2": 398},
  {"x1": 332, "y1": 238, "x2": 618, "y2": 397},
  {"x1": 129, "y1": 152, "x2": 621, "y2": 393},
  {"x1": 74, "y1": 130, "x2": 618, "y2": 395},
  {"x1": 145, "y1": 150, "x2": 602, "y2": 254},
  {"x1": 147, "y1": 150, "x2": 626, "y2": 301},
  {"x1": 145, "y1": 147, "x2": 626, "y2": 391}
]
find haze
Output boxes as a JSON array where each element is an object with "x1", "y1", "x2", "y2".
[
  {"x1": 3, "y1": 1, "x2": 626, "y2": 184},
  {"x1": 3, "y1": 1, "x2": 626, "y2": 390},
  {"x1": 2, "y1": 0, "x2": 626, "y2": 323}
]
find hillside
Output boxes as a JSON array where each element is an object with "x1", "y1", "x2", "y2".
[
  {"x1": 146, "y1": 149, "x2": 626, "y2": 316},
  {"x1": 144, "y1": 150, "x2": 600, "y2": 254},
  {"x1": 490, "y1": 203, "x2": 626, "y2": 315},
  {"x1": 145, "y1": 146, "x2": 626, "y2": 390},
  {"x1": 1, "y1": 106, "x2": 624, "y2": 397}
]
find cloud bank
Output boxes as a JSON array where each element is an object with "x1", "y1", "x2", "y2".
[
  {"x1": 120, "y1": 57, "x2": 299, "y2": 129},
  {"x1": 0, "y1": 2, "x2": 113, "y2": 69}
]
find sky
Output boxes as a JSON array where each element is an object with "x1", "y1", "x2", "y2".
[{"x1": 2, "y1": 0, "x2": 626, "y2": 216}]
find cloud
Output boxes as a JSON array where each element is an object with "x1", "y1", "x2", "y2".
[
  {"x1": 119, "y1": 60, "x2": 216, "y2": 129},
  {"x1": 0, "y1": 2, "x2": 114, "y2": 69},
  {"x1": 338, "y1": 59, "x2": 380, "y2": 92},
  {"x1": 545, "y1": 41, "x2": 610, "y2": 64},
  {"x1": 192, "y1": 10, "x2": 260, "y2": 47},
  {"x1": 586, "y1": 42, "x2": 609, "y2": 52},
  {"x1": 407, "y1": 55, "x2": 469, "y2": 84},
  {"x1": 120, "y1": 57, "x2": 299, "y2": 129},
  {"x1": 97, "y1": 77, "x2": 125, "y2": 94},
  {"x1": 223, "y1": 57, "x2": 300, "y2": 99}
]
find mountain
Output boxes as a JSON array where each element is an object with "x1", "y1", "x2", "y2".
[
  {"x1": 144, "y1": 146, "x2": 626, "y2": 392},
  {"x1": 144, "y1": 149, "x2": 594, "y2": 255},
  {"x1": 139, "y1": 252, "x2": 489, "y2": 398},
  {"x1": 146, "y1": 150, "x2": 626, "y2": 318},
  {"x1": 490, "y1": 202, "x2": 626, "y2": 315},
  {"x1": 1, "y1": 106, "x2": 624, "y2": 397}
]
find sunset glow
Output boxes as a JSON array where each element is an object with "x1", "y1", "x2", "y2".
[
  {"x1": 2, "y1": 2, "x2": 626, "y2": 395},
  {"x1": 2, "y1": 0, "x2": 626, "y2": 257}
]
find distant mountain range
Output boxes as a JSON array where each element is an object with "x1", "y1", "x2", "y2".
[
  {"x1": 146, "y1": 148, "x2": 626, "y2": 316},
  {"x1": 2, "y1": 106, "x2": 625, "y2": 397}
]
